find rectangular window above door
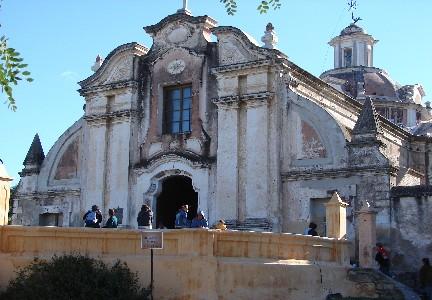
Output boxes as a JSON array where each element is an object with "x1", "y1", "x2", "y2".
[{"x1": 164, "y1": 85, "x2": 192, "y2": 134}]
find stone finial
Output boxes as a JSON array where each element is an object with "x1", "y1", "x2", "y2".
[
  {"x1": 352, "y1": 97, "x2": 382, "y2": 137},
  {"x1": 91, "y1": 55, "x2": 104, "y2": 72},
  {"x1": 324, "y1": 192, "x2": 349, "y2": 239},
  {"x1": 261, "y1": 22, "x2": 278, "y2": 49},
  {"x1": 21, "y1": 133, "x2": 45, "y2": 176}
]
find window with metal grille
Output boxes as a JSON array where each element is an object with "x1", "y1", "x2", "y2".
[{"x1": 164, "y1": 85, "x2": 192, "y2": 134}]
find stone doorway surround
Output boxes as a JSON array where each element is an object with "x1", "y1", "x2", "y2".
[
  {"x1": 156, "y1": 175, "x2": 198, "y2": 229},
  {"x1": 134, "y1": 155, "x2": 211, "y2": 228}
]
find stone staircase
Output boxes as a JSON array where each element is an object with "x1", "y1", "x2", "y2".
[
  {"x1": 340, "y1": 268, "x2": 420, "y2": 300},
  {"x1": 224, "y1": 218, "x2": 272, "y2": 232}
]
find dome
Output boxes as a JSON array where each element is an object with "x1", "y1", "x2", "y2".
[
  {"x1": 363, "y1": 71, "x2": 398, "y2": 98},
  {"x1": 320, "y1": 67, "x2": 402, "y2": 100},
  {"x1": 340, "y1": 24, "x2": 365, "y2": 36}
]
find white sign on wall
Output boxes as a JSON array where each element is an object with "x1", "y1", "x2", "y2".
[{"x1": 141, "y1": 231, "x2": 163, "y2": 249}]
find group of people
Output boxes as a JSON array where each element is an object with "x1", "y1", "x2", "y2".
[
  {"x1": 173, "y1": 204, "x2": 227, "y2": 230},
  {"x1": 82, "y1": 205, "x2": 118, "y2": 228},
  {"x1": 84, "y1": 203, "x2": 227, "y2": 230},
  {"x1": 175, "y1": 204, "x2": 208, "y2": 228}
]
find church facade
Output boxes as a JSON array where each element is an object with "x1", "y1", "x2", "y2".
[{"x1": 13, "y1": 11, "x2": 432, "y2": 271}]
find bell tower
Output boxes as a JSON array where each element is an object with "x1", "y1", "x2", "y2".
[{"x1": 329, "y1": 24, "x2": 378, "y2": 69}]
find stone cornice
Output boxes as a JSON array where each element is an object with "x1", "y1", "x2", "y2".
[
  {"x1": 15, "y1": 189, "x2": 81, "y2": 199},
  {"x1": 19, "y1": 167, "x2": 41, "y2": 177},
  {"x1": 282, "y1": 166, "x2": 398, "y2": 182},
  {"x1": 133, "y1": 151, "x2": 215, "y2": 175},
  {"x1": 78, "y1": 80, "x2": 139, "y2": 97},
  {"x1": 84, "y1": 109, "x2": 139, "y2": 123},
  {"x1": 212, "y1": 92, "x2": 273, "y2": 107},
  {"x1": 211, "y1": 59, "x2": 273, "y2": 75},
  {"x1": 391, "y1": 185, "x2": 432, "y2": 198},
  {"x1": 329, "y1": 33, "x2": 376, "y2": 46},
  {"x1": 346, "y1": 138, "x2": 385, "y2": 148},
  {"x1": 406, "y1": 167, "x2": 425, "y2": 178}
]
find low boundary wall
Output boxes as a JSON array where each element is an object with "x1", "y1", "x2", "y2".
[{"x1": 0, "y1": 226, "x2": 356, "y2": 299}]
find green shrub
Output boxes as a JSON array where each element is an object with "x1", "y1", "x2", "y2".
[{"x1": 0, "y1": 254, "x2": 149, "y2": 300}]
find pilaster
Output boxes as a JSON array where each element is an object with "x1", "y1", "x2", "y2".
[
  {"x1": 244, "y1": 94, "x2": 271, "y2": 218},
  {"x1": 214, "y1": 100, "x2": 240, "y2": 220}
]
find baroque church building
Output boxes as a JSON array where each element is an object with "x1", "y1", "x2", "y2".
[{"x1": 13, "y1": 9, "x2": 432, "y2": 271}]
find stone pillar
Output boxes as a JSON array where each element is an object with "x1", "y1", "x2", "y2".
[
  {"x1": 356, "y1": 203, "x2": 377, "y2": 268},
  {"x1": 324, "y1": 192, "x2": 349, "y2": 239},
  {"x1": 0, "y1": 163, "x2": 13, "y2": 225}
]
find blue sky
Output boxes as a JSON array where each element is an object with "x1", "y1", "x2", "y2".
[{"x1": 1, "y1": 0, "x2": 431, "y2": 185}]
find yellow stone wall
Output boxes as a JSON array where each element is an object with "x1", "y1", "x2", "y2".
[
  {"x1": 0, "y1": 226, "x2": 359, "y2": 299},
  {"x1": 0, "y1": 165, "x2": 12, "y2": 226}
]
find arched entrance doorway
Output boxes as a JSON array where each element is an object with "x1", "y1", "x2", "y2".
[{"x1": 156, "y1": 176, "x2": 198, "y2": 229}]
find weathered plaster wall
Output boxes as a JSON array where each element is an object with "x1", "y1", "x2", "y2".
[{"x1": 390, "y1": 195, "x2": 432, "y2": 272}]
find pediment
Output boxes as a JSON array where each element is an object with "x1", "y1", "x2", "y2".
[
  {"x1": 79, "y1": 43, "x2": 148, "y2": 91},
  {"x1": 144, "y1": 13, "x2": 217, "y2": 51}
]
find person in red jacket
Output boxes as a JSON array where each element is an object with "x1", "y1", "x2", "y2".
[{"x1": 375, "y1": 242, "x2": 390, "y2": 275}]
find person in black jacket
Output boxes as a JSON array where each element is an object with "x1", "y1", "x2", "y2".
[
  {"x1": 137, "y1": 204, "x2": 153, "y2": 229},
  {"x1": 307, "y1": 222, "x2": 318, "y2": 236},
  {"x1": 419, "y1": 258, "x2": 432, "y2": 299},
  {"x1": 83, "y1": 205, "x2": 102, "y2": 228}
]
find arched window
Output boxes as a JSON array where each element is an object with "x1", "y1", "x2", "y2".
[{"x1": 344, "y1": 48, "x2": 352, "y2": 67}]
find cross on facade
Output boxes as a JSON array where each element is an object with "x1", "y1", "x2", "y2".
[{"x1": 177, "y1": 0, "x2": 191, "y2": 15}]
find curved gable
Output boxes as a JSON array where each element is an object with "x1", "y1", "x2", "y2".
[
  {"x1": 78, "y1": 43, "x2": 148, "y2": 93},
  {"x1": 283, "y1": 94, "x2": 348, "y2": 170},
  {"x1": 211, "y1": 26, "x2": 286, "y2": 66},
  {"x1": 37, "y1": 118, "x2": 83, "y2": 190}
]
